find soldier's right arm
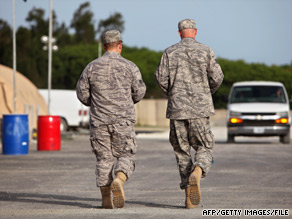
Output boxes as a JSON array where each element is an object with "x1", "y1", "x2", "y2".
[
  {"x1": 76, "y1": 65, "x2": 91, "y2": 106},
  {"x1": 155, "y1": 52, "x2": 169, "y2": 95}
]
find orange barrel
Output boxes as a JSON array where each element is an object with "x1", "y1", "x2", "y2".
[{"x1": 37, "y1": 115, "x2": 61, "y2": 151}]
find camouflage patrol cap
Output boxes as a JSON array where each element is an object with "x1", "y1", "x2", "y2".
[
  {"x1": 103, "y1": 30, "x2": 122, "y2": 44},
  {"x1": 178, "y1": 19, "x2": 196, "y2": 30}
]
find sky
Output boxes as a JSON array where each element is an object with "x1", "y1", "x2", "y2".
[{"x1": 0, "y1": 0, "x2": 292, "y2": 66}]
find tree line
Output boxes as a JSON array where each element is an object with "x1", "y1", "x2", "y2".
[{"x1": 0, "y1": 2, "x2": 291, "y2": 108}]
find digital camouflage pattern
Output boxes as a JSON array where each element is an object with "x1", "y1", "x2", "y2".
[
  {"x1": 155, "y1": 37, "x2": 224, "y2": 119},
  {"x1": 90, "y1": 122, "x2": 137, "y2": 187},
  {"x1": 178, "y1": 19, "x2": 196, "y2": 30},
  {"x1": 76, "y1": 50, "x2": 146, "y2": 187},
  {"x1": 103, "y1": 30, "x2": 122, "y2": 44},
  {"x1": 170, "y1": 118, "x2": 214, "y2": 189},
  {"x1": 77, "y1": 51, "x2": 146, "y2": 127}
]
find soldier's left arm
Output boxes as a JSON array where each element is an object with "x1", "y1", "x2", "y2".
[
  {"x1": 76, "y1": 64, "x2": 91, "y2": 106},
  {"x1": 207, "y1": 49, "x2": 224, "y2": 94},
  {"x1": 131, "y1": 65, "x2": 146, "y2": 104}
]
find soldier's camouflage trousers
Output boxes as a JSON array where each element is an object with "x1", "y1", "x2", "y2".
[
  {"x1": 169, "y1": 118, "x2": 214, "y2": 189},
  {"x1": 90, "y1": 121, "x2": 137, "y2": 187}
]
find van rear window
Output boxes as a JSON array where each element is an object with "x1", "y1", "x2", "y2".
[{"x1": 230, "y1": 86, "x2": 286, "y2": 103}]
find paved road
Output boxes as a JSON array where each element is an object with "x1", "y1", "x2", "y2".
[{"x1": 0, "y1": 127, "x2": 291, "y2": 219}]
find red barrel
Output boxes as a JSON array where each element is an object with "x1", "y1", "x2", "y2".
[{"x1": 37, "y1": 115, "x2": 61, "y2": 151}]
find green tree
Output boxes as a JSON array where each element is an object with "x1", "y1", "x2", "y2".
[
  {"x1": 96, "y1": 12, "x2": 125, "y2": 57},
  {"x1": 54, "y1": 22, "x2": 73, "y2": 47},
  {"x1": 0, "y1": 19, "x2": 12, "y2": 67},
  {"x1": 97, "y1": 12, "x2": 125, "y2": 36},
  {"x1": 70, "y1": 2, "x2": 95, "y2": 44},
  {"x1": 16, "y1": 26, "x2": 43, "y2": 85},
  {"x1": 23, "y1": 7, "x2": 49, "y2": 88},
  {"x1": 26, "y1": 7, "x2": 48, "y2": 34},
  {"x1": 122, "y1": 46, "x2": 163, "y2": 98},
  {"x1": 21, "y1": 7, "x2": 69, "y2": 88},
  {"x1": 52, "y1": 43, "x2": 99, "y2": 89}
]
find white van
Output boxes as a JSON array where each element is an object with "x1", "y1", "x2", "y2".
[
  {"x1": 227, "y1": 81, "x2": 291, "y2": 143},
  {"x1": 39, "y1": 89, "x2": 89, "y2": 132}
]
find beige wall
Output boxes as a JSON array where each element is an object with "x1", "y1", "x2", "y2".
[
  {"x1": 135, "y1": 99, "x2": 228, "y2": 127},
  {"x1": 135, "y1": 100, "x2": 292, "y2": 127},
  {"x1": 135, "y1": 99, "x2": 169, "y2": 127},
  {"x1": 135, "y1": 99, "x2": 292, "y2": 128}
]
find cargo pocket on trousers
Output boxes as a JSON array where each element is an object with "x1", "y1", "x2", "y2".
[
  {"x1": 112, "y1": 121, "x2": 137, "y2": 156},
  {"x1": 111, "y1": 133, "x2": 126, "y2": 157},
  {"x1": 125, "y1": 136, "x2": 137, "y2": 154}
]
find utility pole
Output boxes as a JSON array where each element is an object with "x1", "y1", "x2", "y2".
[
  {"x1": 12, "y1": 0, "x2": 17, "y2": 113},
  {"x1": 48, "y1": 0, "x2": 53, "y2": 115},
  {"x1": 98, "y1": 39, "x2": 102, "y2": 58}
]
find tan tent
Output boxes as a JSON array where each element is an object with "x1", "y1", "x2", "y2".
[{"x1": 0, "y1": 64, "x2": 48, "y2": 129}]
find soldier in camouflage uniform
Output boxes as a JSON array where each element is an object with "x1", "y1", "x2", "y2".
[
  {"x1": 76, "y1": 30, "x2": 146, "y2": 209},
  {"x1": 155, "y1": 19, "x2": 224, "y2": 208}
]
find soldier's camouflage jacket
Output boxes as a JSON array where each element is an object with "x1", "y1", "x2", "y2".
[
  {"x1": 155, "y1": 38, "x2": 224, "y2": 119},
  {"x1": 76, "y1": 51, "x2": 146, "y2": 127}
]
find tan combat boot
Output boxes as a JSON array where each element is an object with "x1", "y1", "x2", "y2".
[
  {"x1": 189, "y1": 166, "x2": 202, "y2": 205},
  {"x1": 100, "y1": 186, "x2": 114, "y2": 209},
  {"x1": 111, "y1": 171, "x2": 127, "y2": 208},
  {"x1": 185, "y1": 186, "x2": 197, "y2": 208}
]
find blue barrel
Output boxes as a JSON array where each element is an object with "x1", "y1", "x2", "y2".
[{"x1": 2, "y1": 114, "x2": 29, "y2": 155}]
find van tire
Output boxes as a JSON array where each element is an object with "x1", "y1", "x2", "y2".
[
  {"x1": 280, "y1": 133, "x2": 290, "y2": 144},
  {"x1": 60, "y1": 118, "x2": 68, "y2": 133},
  {"x1": 227, "y1": 134, "x2": 235, "y2": 143}
]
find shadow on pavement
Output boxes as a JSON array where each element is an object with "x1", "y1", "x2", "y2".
[
  {"x1": 125, "y1": 200, "x2": 185, "y2": 209},
  {"x1": 0, "y1": 191, "x2": 184, "y2": 209},
  {"x1": 0, "y1": 192, "x2": 97, "y2": 209}
]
